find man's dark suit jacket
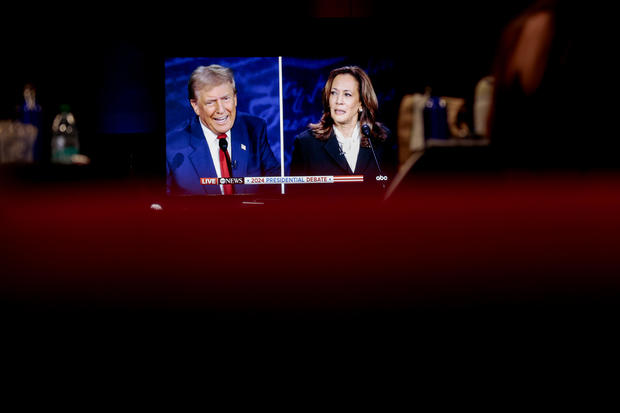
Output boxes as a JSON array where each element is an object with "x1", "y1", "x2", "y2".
[{"x1": 166, "y1": 113, "x2": 280, "y2": 195}]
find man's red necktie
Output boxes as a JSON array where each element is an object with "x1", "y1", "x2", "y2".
[{"x1": 217, "y1": 134, "x2": 234, "y2": 195}]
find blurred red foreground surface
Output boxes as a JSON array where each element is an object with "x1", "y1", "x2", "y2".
[{"x1": 3, "y1": 170, "x2": 620, "y2": 315}]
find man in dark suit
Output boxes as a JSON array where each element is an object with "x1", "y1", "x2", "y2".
[{"x1": 166, "y1": 65, "x2": 280, "y2": 196}]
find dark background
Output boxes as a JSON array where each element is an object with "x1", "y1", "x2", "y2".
[
  {"x1": 2, "y1": 1, "x2": 618, "y2": 389},
  {"x1": 0, "y1": 1, "x2": 539, "y2": 181}
]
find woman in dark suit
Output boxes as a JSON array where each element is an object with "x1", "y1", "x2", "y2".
[{"x1": 290, "y1": 66, "x2": 389, "y2": 192}]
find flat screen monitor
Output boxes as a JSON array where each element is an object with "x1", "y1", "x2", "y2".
[{"x1": 164, "y1": 56, "x2": 399, "y2": 198}]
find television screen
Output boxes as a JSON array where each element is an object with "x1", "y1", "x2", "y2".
[{"x1": 164, "y1": 56, "x2": 399, "y2": 197}]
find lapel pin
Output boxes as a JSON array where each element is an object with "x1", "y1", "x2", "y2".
[{"x1": 241, "y1": 144, "x2": 247, "y2": 151}]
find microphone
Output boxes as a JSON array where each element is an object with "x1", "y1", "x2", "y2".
[
  {"x1": 218, "y1": 137, "x2": 233, "y2": 176},
  {"x1": 361, "y1": 123, "x2": 371, "y2": 137},
  {"x1": 362, "y1": 124, "x2": 385, "y2": 187}
]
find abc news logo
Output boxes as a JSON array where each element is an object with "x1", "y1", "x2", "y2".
[
  {"x1": 375, "y1": 175, "x2": 388, "y2": 181},
  {"x1": 201, "y1": 177, "x2": 244, "y2": 185}
]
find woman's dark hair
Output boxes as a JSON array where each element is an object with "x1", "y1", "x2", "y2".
[{"x1": 309, "y1": 66, "x2": 387, "y2": 147}]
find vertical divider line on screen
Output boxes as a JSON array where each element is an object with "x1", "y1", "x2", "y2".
[{"x1": 278, "y1": 56, "x2": 285, "y2": 195}]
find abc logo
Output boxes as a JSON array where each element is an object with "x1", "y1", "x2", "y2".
[{"x1": 375, "y1": 175, "x2": 388, "y2": 181}]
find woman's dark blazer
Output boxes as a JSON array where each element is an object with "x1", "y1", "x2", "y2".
[{"x1": 290, "y1": 128, "x2": 388, "y2": 178}]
